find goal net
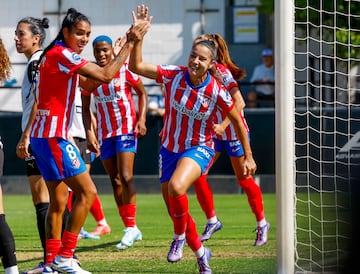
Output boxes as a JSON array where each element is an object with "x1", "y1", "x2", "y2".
[{"x1": 292, "y1": 0, "x2": 360, "y2": 273}]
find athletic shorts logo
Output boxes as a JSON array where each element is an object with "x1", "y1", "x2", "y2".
[{"x1": 72, "y1": 158, "x2": 81, "y2": 169}]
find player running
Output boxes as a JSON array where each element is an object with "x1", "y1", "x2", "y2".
[
  {"x1": 193, "y1": 33, "x2": 270, "y2": 246},
  {"x1": 128, "y1": 6, "x2": 256, "y2": 273}
]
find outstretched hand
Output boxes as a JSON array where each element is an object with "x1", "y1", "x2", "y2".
[
  {"x1": 126, "y1": 4, "x2": 153, "y2": 43},
  {"x1": 132, "y1": 4, "x2": 152, "y2": 26}
]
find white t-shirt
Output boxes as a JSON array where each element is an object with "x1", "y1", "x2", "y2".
[
  {"x1": 69, "y1": 87, "x2": 86, "y2": 139},
  {"x1": 21, "y1": 50, "x2": 43, "y2": 131},
  {"x1": 250, "y1": 64, "x2": 275, "y2": 96}
]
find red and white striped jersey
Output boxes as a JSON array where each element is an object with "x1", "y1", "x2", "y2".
[
  {"x1": 31, "y1": 42, "x2": 88, "y2": 139},
  {"x1": 213, "y1": 63, "x2": 250, "y2": 141},
  {"x1": 156, "y1": 64, "x2": 234, "y2": 153},
  {"x1": 82, "y1": 63, "x2": 140, "y2": 140}
]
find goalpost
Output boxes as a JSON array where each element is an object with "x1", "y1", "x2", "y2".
[{"x1": 276, "y1": 0, "x2": 360, "y2": 273}]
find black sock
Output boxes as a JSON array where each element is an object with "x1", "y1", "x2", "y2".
[
  {"x1": 0, "y1": 214, "x2": 17, "y2": 268},
  {"x1": 62, "y1": 204, "x2": 70, "y2": 235},
  {"x1": 35, "y1": 202, "x2": 49, "y2": 261}
]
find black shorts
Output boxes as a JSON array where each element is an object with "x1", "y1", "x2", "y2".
[
  {"x1": 73, "y1": 137, "x2": 92, "y2": 164},
  {"x1": 25, "y1": 145, "x2": 42, "y2": 176}
]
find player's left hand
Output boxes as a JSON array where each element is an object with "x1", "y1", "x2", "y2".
[
  {"x1": 134, "y1": 120, "x2": 147, "y2": 137},
  {"x1": 16, "y1": 135, "x2": 30, "y2": 159}
]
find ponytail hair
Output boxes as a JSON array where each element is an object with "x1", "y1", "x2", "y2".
[
  {"x1": 194, "y1": 33, "x2": 246, "y2": 81},
  {"x1": 17, "y1": 17, "x2": 49, "y2": 46}
]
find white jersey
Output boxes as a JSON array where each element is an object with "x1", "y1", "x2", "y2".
[
  {"x1": 69, "y1": 87, "x2": 86, "y2": 139},
  {"x1": 21, "y1": 50, "x2": 42, "y2": 132}
]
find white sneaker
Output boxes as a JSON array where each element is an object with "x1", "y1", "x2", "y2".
[
  {"x1": 51, "y1": 256, "x2": 91, "y2": 274},
  {"x1": 115, "y1": 226, "x2": 142, "y2": 250}
]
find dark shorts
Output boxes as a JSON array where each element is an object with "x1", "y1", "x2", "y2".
[
  {"x1": 73, "y1": 137, "x2": 93, "y2": 164},
  {"x1": 25, "y1": 145, "x2": 42, "y2": 176}
]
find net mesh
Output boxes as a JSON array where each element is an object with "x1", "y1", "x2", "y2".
[{"x1": 294, "y1": 0, "x2": 360, "y2": 272}]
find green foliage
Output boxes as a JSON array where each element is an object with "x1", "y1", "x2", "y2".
[
  {"x1": 295, "y1": 0, "x2": 360, "y2": 61},
  {"x1": 4, "y1": 194, "x2": 277, "y2": 273},
  {"x1": 258, "y1": 0, "x2": 360, "y2": 61},
  {"x1": 258, "y1": 0, "x2": 274, "y2": 14}
]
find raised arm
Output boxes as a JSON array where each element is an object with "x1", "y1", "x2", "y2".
[
  {"x1": 79, "y1": 5, "x2": 152, "y2": 91},
  {"x1": 128, "y1": 6, "x2": 158, "y2": 80}
]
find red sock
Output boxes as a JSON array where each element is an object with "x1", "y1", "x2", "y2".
[
  {"x1": 185, "y1": 214, "x2": 202, "y2": 252},
  {"x1": 67, "y1": 191, "x2": 74, "y2": 212},
  {"x1": 118, "y1": 204, "x2": 136, "y2": 227},
  {"x1": 90, "y1": 195, "x2": 105, "y2": 223},
  {"x1": 45, "y1": 239, "x2": 61, "y2": 265},
  {"x1": 237, "y1": 177, "x2": 265, "y2": 221},
  {"x1": 58, "y1": 230, "x2": 78, "y2": 258},
  {"x1": 168, "y1": 194, "x2": 188, "y2": 235},
  {"x1": 194, "y1": 175, "x2": 215, "y2": 219}
]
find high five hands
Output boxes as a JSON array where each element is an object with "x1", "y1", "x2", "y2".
[{"x1": 126, "y1": 4, "x2": 153, "y2": 43}]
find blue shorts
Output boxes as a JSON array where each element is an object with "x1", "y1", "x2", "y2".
[
  {"x1": 30, "y1": 137, "x2": 87, "y2": 182},
  {"x1": 214, "y1": 135, "x2": 250, "y2": 157},
  {"x1": 100, "y1": 134, "x2": 137, "y2": 160},
  {"x1": 159, "y1": 145, "x2": 215, "y2": 183}
]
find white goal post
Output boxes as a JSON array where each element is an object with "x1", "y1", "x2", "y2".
[{"x1": 276, "y1": 0, "x2": 360, "y2": 273}]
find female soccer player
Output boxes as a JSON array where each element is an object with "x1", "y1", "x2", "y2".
[
  {"x1": 16, "y1": 7, "x2": 151, "y2": 274},
  {"x1": 14, "y1": 17, "x2": 51, "y2": 274},
  {"x1": 192, "y1": 33, "x2": 270, "y2": 246},
  {"x1": 128, "y1": 10, "x2": 256, "y2": 273},
  {"x1": 0, "y1": 37, "x2": 19, "y2": 274},
  {"x1": 82, "y1": 34, "x2": 147, "y2": 250}
]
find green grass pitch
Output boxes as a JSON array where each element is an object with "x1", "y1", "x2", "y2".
[{"x1": 3, "y1": 193, "x2": 277, "y2": 273}]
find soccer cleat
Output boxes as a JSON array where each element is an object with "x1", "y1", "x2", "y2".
[
  {"x1": 115, "y1": 226, "x2": 142, "y2": 250},
  {"x1": 254, "y1": 222, "x2": 270, "y2": 246},
  {"x1": 89, "y1": 224, "x2": 111, "y2": 236},
  {"x1": 41, "y1": 265, "x2": 58, "y2": 274},
  {"x1": 167, "y1": 238, "x2": 186, "y2": 263},
  {"x1": 78, "y1": 228, "x2": 100, "y2": 240},
  {"x1": 51, "y1": 256, "x2": 91, "y2": 274},
  {"x1": 197, "y1": 247, "x2": 212, "y2": 274},
  {"x1": 200, "y1": 220, "x2": 223, "y2": 242},
  {"x1": 21, "y1": 262, "x2": 46, "y2": 274}
]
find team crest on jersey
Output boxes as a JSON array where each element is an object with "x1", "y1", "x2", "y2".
[{"x1": 200, "y1": 97, "x2": 210, "y2": 108}]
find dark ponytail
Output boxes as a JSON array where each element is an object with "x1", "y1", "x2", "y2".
[{"x1": 36, "y1": 8, "x2": 90, "y2": 76}]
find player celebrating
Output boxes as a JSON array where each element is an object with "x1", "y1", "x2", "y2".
[
  {"x1": 128, "y1": 6, "x2": 256, "y2": 273},
  {"x1": 16, "y1": 7, "x2": 151, "y2": 274},
  {"x1": 193, "y1": 33, "x2": 270, "y2": 246},
  {"x1": 82, "y1": 34, "x2": 147, "y2": 250}
]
